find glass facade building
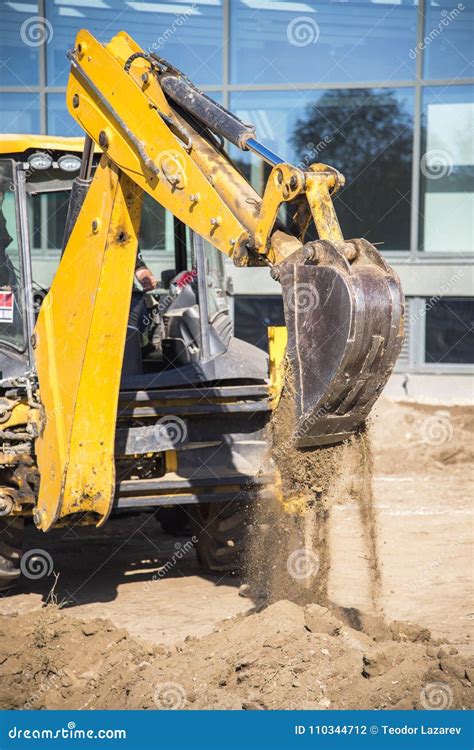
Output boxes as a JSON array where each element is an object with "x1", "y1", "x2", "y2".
[{"x1": 1, "y1": 0, "x2": 473, "y2": 397}]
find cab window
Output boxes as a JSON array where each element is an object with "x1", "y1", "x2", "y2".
[{"x1": 0, "y1": 160, "x2": 25, "y2": 351}]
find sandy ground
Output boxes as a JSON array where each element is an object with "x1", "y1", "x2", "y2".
[
  {"x1": 1, "y1": 471, "x2": 471, "y2": 647},
  {"x1": 0, "y1": 517, "x2": 249, "y2": 646},
  {"x1": 0, "y1": 398, "x2": 472, "y2": 709},
  {"x1": 1, "y1": 398, "x2": 472, "y2": 648}
]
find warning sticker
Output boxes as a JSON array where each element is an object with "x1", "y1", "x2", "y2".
[{"x1": 0, "y1": 289, "x2": 14, "y2": 322}]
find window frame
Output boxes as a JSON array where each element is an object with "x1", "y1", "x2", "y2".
[
  {"x1": 401, "y1": 296, "x2": 474, "y2": 374},
  {"x1": 2, "y1": 0, "x2": 473, "y2": 380},
  {"x1": 1, "y1": 160, "x2": 36, "y2": 361},
  {"x1": 1, "y1": 0, "x2": 472, "y2": 264}
]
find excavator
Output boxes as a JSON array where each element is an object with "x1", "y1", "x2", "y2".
[{"x1": 0, "y1": 30, "x2": 403, "y2": 591}]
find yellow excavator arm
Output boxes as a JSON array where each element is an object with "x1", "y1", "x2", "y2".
[
  {"x1": 33, "y1": 29, "x2": 403, "y2": 531},
  {"x1": 64, "y1": 30, "x2": 345, "y2": 267}
]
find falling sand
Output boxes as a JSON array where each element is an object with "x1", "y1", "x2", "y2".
[{"x1": 245, "y1": 371, "x2": 383, "y2": 614}]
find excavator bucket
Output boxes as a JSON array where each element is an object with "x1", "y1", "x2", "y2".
[{"x1": 280, "y1": 238, "x2": 404, "y2": 447}]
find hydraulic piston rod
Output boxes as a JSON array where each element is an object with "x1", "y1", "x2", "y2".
[{"x1": 245, "y1": 139, "x2": 282, "y2": 167}]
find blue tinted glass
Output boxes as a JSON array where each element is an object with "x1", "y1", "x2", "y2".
[
  {"x1": 231, "y1": 88, "x2": 414, "y2": 251},
  {"x1": 419, "y1": 85, "x2": 473, "y2": 254},
  {"x1": 231, "y1": 0, "x2": 417, "y2": 85},
  {"x1": 423, "y1": 1, "x2": 474, "y2": 80},
  {"x1": 425, "y1": 299, "x2": 474, "y2": 363},
  {"x1": 0, "y1": 93, "x2": 40, "y2": 133},
  {"x1": 45, "y1": 0, "x2": 223, "y2": 87},
  {"x1": 46, "y1": 94, "x2": 82, "y2": 136},
  {"x1": 206, "y1": 91, "x2": 222, "y2": 104},
  {"x1": 0, "y1": 0, "x2": 42, "y2": 85}
]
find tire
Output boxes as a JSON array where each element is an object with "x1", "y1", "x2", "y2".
[
  {"x1": 158, "y1": 506, "x2": 191, "y2": 536},
  {"x1": 0, "y1": 517, "x2": 23, "y2": 594},
  {"x1": 190, "y1": 501, "x2": 247, "y2": 574}
]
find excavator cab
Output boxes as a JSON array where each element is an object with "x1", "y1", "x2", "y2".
[
  {"x1": 0, "y1": 138, "x2": 260, "y2": 381},
  {"x1": 0, "y1": 136, "x2": 274, "y2": 580},
  {"x1": 0, "y1": 139, "x2": 88, "y2": 380}
]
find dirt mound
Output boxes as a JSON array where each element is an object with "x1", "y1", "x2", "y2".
[
  {"x1": 0, "y1": 395, "x2": 471, "y2": 711},
  {"x1": 0, "y1": 602, "x2": 472, "y2": 710},
  {"x1": 371, "y1": 398, "x2": 474, "y2": 475}
]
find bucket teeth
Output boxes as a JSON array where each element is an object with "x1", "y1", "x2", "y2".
[{"x1": 279, "y1": 239, "x2": 404, "y2": 448}]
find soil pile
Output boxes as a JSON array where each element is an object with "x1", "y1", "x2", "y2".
[
  {"x1": 0, "y1": 601, "x2": 472, "y2": 710},
  {"x1": 371, "y1": 398, "x2": 474, "y2": 475}
]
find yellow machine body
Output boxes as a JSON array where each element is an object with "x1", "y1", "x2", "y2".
[
  {"x1": 34, "y1": 161, "x2": 142, "y2": 530},
  {"x1": 0, "y1": 30, "x2": 403, "y2": 533}
]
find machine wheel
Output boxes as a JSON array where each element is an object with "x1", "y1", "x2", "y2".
[
  {"x1": 190, "y1": 501, "x2": 247, "y2": 574},
  {"x1": 158, "y1": 506, "x2": 191, "y2": 536},
  {"x1": 0, "y1": 517, "x2": 23, "y2": 594}
]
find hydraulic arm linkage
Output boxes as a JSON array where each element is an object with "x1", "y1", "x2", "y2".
[{"x1": 32, "y1": 30, "x2": 403, "y2": 531}]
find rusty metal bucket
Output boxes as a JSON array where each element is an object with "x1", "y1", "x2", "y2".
[{"x1": 280, "y1": 238, "x2": 404, "y2": 447}]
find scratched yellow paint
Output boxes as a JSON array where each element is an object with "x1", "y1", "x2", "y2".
[
  {"x1": 34, "y1": 159, "x2": 142, "y2": 530},
  {"x1": 268, "y1": 325, "x2": 287, "y2": 409},
  {"x1": 67, "y1": 30, "x2": 249, "y2": 260}
]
